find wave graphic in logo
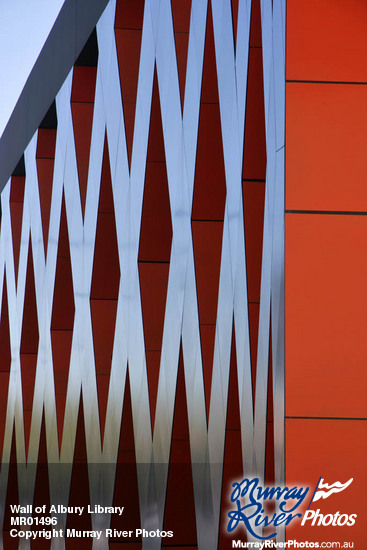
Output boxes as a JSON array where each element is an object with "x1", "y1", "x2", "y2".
[{"x1": 312, "y1": 478, "x2": 353, "y2": 502}]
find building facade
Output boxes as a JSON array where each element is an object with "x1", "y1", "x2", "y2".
[{"x1": 0, "y1": 0, "x2": 364, "y2": 548}]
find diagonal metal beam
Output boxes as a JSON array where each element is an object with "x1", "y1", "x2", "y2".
[{"x1": 0, "y1": 0, "x2": 109, "y2": 193}]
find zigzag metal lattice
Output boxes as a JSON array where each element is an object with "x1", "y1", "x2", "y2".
[{"x1": 0, "y1": 0, "x2": 285, "y2": 548}]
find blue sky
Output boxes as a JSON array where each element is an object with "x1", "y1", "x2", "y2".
[{"x1": 0, "y1": 0, "x2": 64, "y2": 137}]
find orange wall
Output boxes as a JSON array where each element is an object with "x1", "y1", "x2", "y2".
[{"x1": 286, "y1": 0, "x2": 367, "y2": 546}]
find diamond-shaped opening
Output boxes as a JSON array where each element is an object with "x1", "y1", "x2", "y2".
[
  {"x1": 248, "y1": 302, "x2": 259, "y2": 402},
  {"x1": 20, "y1": 241, "x2": 39, "y2": 453},
  {"x1": 37, "y1": 102, "x2": 57, "y2": 256},
  {"x1": 218, "y1": 323, "x2": 244, "y2": 547},
  {"x1": 33, "y1": 413, "x2": 51, "y2": 520},
  {"x1": 71, "y1": 29, "x2": 98, "y2": 220},
  {"x1": 263, "y1": 322, "x2": 275, "y2": 539},
  {"x1": 242, "y1": 0, "x2": 266, "y2": 181},
  {"x1": 139, "y1": 263, "x2": 169, "y2": 428},
  {"x1": 145, "y1": 66, "x2": 166, "y2": 166},
  {"x1": 198, "y1": 1, "x2": 220, "y2": 106},
  {"x1": 242, "y1": 0, "x2": 266, "y2": 388},
  {"x1": 267, "y1": 321, "x2": 273, "y2": 426},
  {"x1": 110, "y1": 369, "x2": 141, "y2": 538},
  {"x1": 96, "y1": 372, "x2": 110, "y2": 444},
  {"x1": 0, "y1": 274, "x2": 11, "y2": 460},
  {"x1": 244, "y1": 181, "x2": 265, "y2": 393},
  {"x1": 3, "y1": 428, "x2": 19, "y2": 536},
  {"x1": 231, "y1": 0, "x2": 239, "y2": 43},
  {"x1": 71, "y1": 102, "x2": 94, "y2": 219},
  {"x1": 265, "y1": 413, "x2": 275, "y2": 484},
  {"x1": 192, "y1": 101, "x2": 227, "y2": 220},
  {"x1": 243, "y1": 182, "x2": 265, "y2": 304},
  {"x1": 50, "y1": 193, "x2": 75, "y2": 449},
  {"x1": 192, "y1": 221, "x2": 223, "y2": 414},
  {"x1": 67, "y1": 398, "x2": 92, "y2": 536},
  {"x1": 171, "y1": 0, "x2": 192, "y2": 109},
  {"x1": 249, "y1": 0, "x2": 262, "y2": 48},
  {"x1": 90, "y1": 137, "x2": 120, "y2": 299},
  {"x1": 200, "y1": 324, "x2": 215, "y2": 420},
  {"x1": 115, "y1": 0, "x2": 144, "y2": 167},
  {"x1": 115, "y1": 0, "x2": 144, "y2": 30},
  {"x1": 226, "y1": 323, "x2": 242, "y2": 429},
  {"x1": 163, "y1": 345, "x2": 198, "y2": 547},
  {"x1": 138, "y1": 66, "x2": 172, "y2": 426},
  {"x1": 90, "y1": 136, "x2": 120, "y2": 438},
  {"x1": 192, "y1": 0, "x2": 227, "y2": 218},
  {"x1": 191, "y1": 3, "x2": 226, "y2": 411},
  {"x1": 9, "y1": 168, "x2": 25, "y2": 284}
]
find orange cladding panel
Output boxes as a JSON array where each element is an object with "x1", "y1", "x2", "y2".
[
  {"x1": 285, "y1": 213, "x2": 367, "y2": 418},
  {"x1": 287, "y1": 0, "x2": 367, "y2": 82},
  {"x1": 286, "y1": 419, "x2": 367, "y2": 545},
  {"x1": 286, "y1": 83, "x2": 367, "y2": 212}
]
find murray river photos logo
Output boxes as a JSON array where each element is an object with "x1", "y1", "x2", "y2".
[{"x1": 227, "y1": 476, "x2": 355, "y2": 540}]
